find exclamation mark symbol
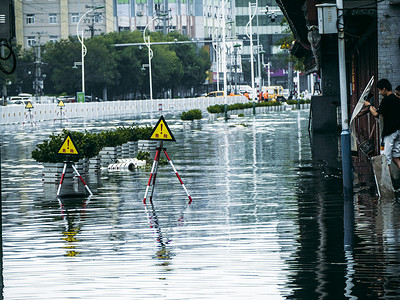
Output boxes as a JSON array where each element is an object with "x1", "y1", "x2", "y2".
[
  {"x1": 160, "y1": 124, "x2": 163, "y2": 135},
  {"x1": 67, "y1": 139, "x2": 70, "y2": 150}
]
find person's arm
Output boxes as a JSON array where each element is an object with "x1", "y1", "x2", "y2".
[{"x1": 364, "y1": 100, "x2": 379, "y2": 117}]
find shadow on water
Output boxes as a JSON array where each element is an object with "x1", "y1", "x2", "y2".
[
  {"x1": 1, "y1": 144, "x2": 3, "y2": 300},
  {"x1": 284, "y1": 161, "x2": 346, "y2": 298},
  {"x1": 286, "y1": 130, "x2": 400, "y2": 299}
]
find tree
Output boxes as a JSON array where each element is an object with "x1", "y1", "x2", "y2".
[
  {"x1": 168, "y1": 32, "x2": 211, "y2": 94},
  {"x1": 274, "y1": 18, "x2": 305, "y2": 72},
  {"x1": 85, "y1": 36, "x2": 119, "y2": 97},
  {"x1": 42, "y1": 37, "x2": 81, "y2": 95},
  {"x1": 151, "y1": 44, "x2": 183, "y2": 95},
  {"x1": 105, "y1": 31, "x2": 145, "y2": 99},
  {"x1": 0, "y1": 45, "x2": 34, "y2": 96},
  {"x1": 7, "y1": 30, "x2": 213, "y2": 99}
]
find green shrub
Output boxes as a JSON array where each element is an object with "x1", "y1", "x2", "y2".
[
  {"x1": 207, "y1": 104, "x2": 224, "y2": 114},
  {"x1": 180, "y1": 109, "x2": 203, "y2": 120},
  {"x1": 32, "y1": 125, "x2": 153, "y2": 163}
]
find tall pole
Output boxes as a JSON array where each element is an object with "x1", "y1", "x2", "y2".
[
  {"x1": 147, "y1": 35, "x2": 153, "y2": 100},
  {"x1": 216, "y1": 45, "x2": 220, "y2": 91},
  {"x1": 76, "y1": 6, "x2": 104, "y2": 95},
  {"x1": 81, "y1": 30, "x2": 85, "y2": 94},
  {"x1": 222, "y1": 0, "x2": 228, "y2": 119},
  {"x1": 1, "y1": 45, "x2": 6, "y2": 106},
  {"x1": 337, "y1": 0, "x2": 352, "y2": 195},
  {"x1": 234, "y1": 45, "x2": 239, "y2": 94},
  {"x1": 256, "y1": 6, "x2": 261, "y2": 90},
  {"x1": 248, "y1": 2, "x2": 255, "y2": 94},
  {"x1": 143, "y1": 16, "x2": 159, "y2": 100}
]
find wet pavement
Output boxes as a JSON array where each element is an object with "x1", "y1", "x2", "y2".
[{"x1": 1, "y1": 110, "x2": 400, "y2": 299}]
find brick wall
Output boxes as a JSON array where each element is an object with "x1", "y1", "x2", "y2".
[{"x1": 377, "y1": 0, "x2": 400, "y2": 88}]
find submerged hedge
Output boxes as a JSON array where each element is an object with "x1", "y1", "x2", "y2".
[
  {"x1": 180, "y1": 109, "x2": 202, "y2": 120},
  {"x1": 207, "y1": 101, "x2": 282, "y2": 114},
  {"x1": 32, "y1": 125, "x2": 153, "y2": 163}
]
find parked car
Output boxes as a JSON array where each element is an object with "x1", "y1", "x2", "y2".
[
  {"x1": 57, "y1": 95, "x2": 75, "y2": 103},
  {"x1": 206, "y1": 91, "x2": 224, "y2": 97},
  {"x1": 7, "y1": 95, "x2": 33, "y2": 105},
  {"x1": 206, "y1": 91, "x2": 242, "y2": 98}
]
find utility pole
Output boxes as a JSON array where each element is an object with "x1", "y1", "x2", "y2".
[
  {"x1": 33, "y1": 32, "x2": 45, "y2": 98},
  {"x1": 336, "y1": 0, "x2": 352, "y2": 195},
  {"x1": 85, "y1": 2, "x2": 100, "y2": 38},
  {"x1": 1, "y1": 44, "x2": 6, "y2": 106}
]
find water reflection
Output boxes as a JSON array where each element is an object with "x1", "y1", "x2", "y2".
[
  {"x1": 1, "y1": 111, "x2": 400, "y2": 298},
  {"x1": 58, "y1": 196, "x2": 91, "y2": 257},
  {"x1": 144, "y1": 202, "x2": 173, "y2": 272}
]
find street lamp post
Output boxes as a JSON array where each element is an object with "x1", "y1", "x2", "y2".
[
  {"x1": 76, "y1": 6, "x2": 104, "y2": 96},
  {"x1": 233, "y1": 43, "x2": 241, "y2": 94},
  {"x1": 247, "y1": 1, "x2": 257, "y2": 113},
  {"x1": 259, "y1": 49, "x2": 265, "y2": 86},
  {"x1": 143, "y1": 14, "x2": 168, "y2": 100}
]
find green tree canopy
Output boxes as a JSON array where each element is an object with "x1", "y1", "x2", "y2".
[{"x1": 3, "y1": 30, "x2": 211, "y2": 99}]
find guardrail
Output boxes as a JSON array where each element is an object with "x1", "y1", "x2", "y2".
[{"x1": 0, "y1": 96, "x2": 246, "y2": 125}]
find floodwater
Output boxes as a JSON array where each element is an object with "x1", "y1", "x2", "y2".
[{"x1": 1, "y1": 109, "x2": 400, "y2": 299}]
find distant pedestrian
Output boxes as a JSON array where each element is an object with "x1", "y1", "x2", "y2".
[
  {"x1": 244, "y1": 92, "x2": 249, "y2": 100},
  {"x1": 263, "y1": 91, "x2": 268, "y2": 101},
  {"x1": 364, "y1": 78, "x2": 400, "y2": 171}
]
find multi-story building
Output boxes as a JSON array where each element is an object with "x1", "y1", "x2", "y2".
[
  {"x1": 114, "y1": 0, "x2": 234, "y2": 38},
  {"x1": 235, "y1": 0, "x2": 289, "y2": 88},
  {"x1": 14, "y1": 0, "x2": 114, "y2": 48},
  {"x1": 13, "y1": 0, "x2": 290, "y2": 91}
]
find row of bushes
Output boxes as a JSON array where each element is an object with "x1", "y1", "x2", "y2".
[
  {"x1": 286, "y1": 99, "x2": 311, "y2": 105},
  {"x1": 206, "y1": 101, "x2": 282, "y2": 114},
  {"x1": 32, "y1": 125, "x2": 153, "y2": 163}
]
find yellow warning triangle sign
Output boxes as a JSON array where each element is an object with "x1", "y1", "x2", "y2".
[
  {"x1": 58, "y1": 133, "x2": 79, "y2": 155},
  {"x1": 58, "y1": 100, "x2": 65, "y2": 107},
  {"x1": 149, "y1": 115, "x2": 176, "y2": 141},
  {"x1": 25, "y1": 101, "x2": 34, "y2": 109}
]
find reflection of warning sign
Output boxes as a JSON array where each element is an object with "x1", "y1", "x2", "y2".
[
  {"x1": 25, "y1": 101, "x2": 33, "y2": 109},
  {"x1": 58, "y1": 133, "x2": 79, "y2": 155},
  {"x1": 149, "y1": 115, "x2": 176, "y2": 141},
  {"x1": 58, "y1": 100, "x2": 65, "y2": 107}
]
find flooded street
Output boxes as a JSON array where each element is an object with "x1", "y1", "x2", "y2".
[{"x1": 1, "y1": 109, "x2": 400, "y2": 299}]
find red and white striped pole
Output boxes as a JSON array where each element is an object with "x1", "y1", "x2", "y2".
[
  {"x1": 71, "y1": 164, "x2": 93, "y2": 196},
  {"x1": 163, "y1": 149, "x2": 193, "y2": 204},
  {"x1": 148, "y1": 147, "x2": 161, "y2": 203},
  {"x1": 143, "y1": 148, "x2": 161, "y2": 204},
  {"x1": 56, "y1": 162, "x2": 67, "y2": 197}
]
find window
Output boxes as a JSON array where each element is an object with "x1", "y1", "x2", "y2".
[
  {"x1": 26, "y1": 14, "x2": 35, "y2": 24},
  {"x1": 94, "y1": 13, "x2": 103, "y2": 23},
  {"x1": 71, "y1": 13, "x2": 79, "y2": 24},
  {"x1": 49, "y1": 35, "x2": 58, "y2": 43},
  {"x1": 49, "y1": 13, "x2": 57, "y2": 24},
  {"x1": 27, "y1": 36, "x2": 36, "y2": 47}
]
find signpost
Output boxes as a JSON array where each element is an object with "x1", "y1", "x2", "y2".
[
  {"x1": 77, "y1": 92, "x2": 85, "y2": 103},
  {"x1": 54, "y1": 100, "x2": 69, "y2": 123},
  {"x1": 23, "y1": 101, "x2": 36, "y2": 127},
  {"x1": 56, "y1": 133, "x2": 92, "y2": 197},
  {"x1": 143, "y1": 116, "x2": 192, "y2": 205}
]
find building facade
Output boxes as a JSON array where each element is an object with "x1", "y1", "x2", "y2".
[
  {"x1": 114, "y1": 0, "x2": 234, "y2": 39},
  {"x1": 14, "y1": 0, "x2": 114, "y2": 48},
  {"x1": 235, "y1": 0, "x2": 289, "y2": 88}
]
